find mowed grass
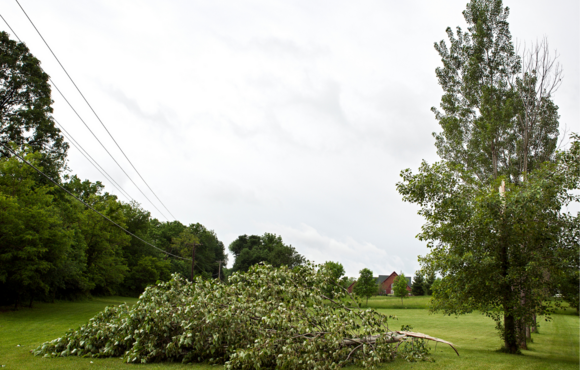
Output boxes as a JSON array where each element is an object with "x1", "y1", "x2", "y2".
[
  {"x1": 1, "y1": 296, "x2": 578, "y2": 369},
  {"x1": 0, "y1": 297, "x2": 213, "y2": 370}
]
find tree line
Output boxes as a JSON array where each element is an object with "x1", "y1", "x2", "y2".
[{"x1": 0, "y1": 148, "x2": 229, "y2": 307}]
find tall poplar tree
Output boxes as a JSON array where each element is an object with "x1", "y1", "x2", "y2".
[{"x1": 397, "y1": 0, "x2": 578, "y2": 354}]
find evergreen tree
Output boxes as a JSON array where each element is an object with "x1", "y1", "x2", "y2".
[{"x1": 411, "y1": 271, "x2": 425, "y2": 296}]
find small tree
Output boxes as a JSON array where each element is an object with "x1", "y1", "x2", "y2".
[
  {"x1": 353, "y1": 268, "x2": 376, "y2": 307},
  {"x1": 411, "y1": 271, "x2": 425, "y2": 296},
  {"x1": 393, "y1": 273, "x2": 409, "y2": 306}
]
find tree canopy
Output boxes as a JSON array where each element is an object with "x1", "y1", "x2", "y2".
[
  {"x1": 0, "y1": 32, "x2": 68, "y2": 178},
  {"x1": 229, "y1": 233, "x2": 304, "y2": 273}
]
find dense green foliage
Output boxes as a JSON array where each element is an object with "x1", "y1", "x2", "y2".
[
  {"x1": 228, "y1": 233, "x2": 304, "y2": 273},
  {"x1": 0, "y1": 150, "x2": 227, "y2": 306},
  {"x1": 32, "y1": 263, "x2": 447, "y2": 369},
  {"x1": 397, "y1": 0, "x2": 579, "y2": 354},
  {"x1": 353, "y1": 268, "x2": 376, "y2": 306}
]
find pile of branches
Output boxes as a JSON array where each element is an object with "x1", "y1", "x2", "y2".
[{"x1": 33, "y1": 263, "x2": 457, "y2": 369}]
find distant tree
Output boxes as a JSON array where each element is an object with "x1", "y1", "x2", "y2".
[
  {"x1": 127, "y1": 256, "x2": 171, "y2": 292},
  {"x1": 147, "y1": 219, "x2": 189, "y2": 278},
  {"x1": 353, "y1": 268, "x2": 376, "y2": 307},
  {"x1": 424, "y1": 272, "x2": 436, "y2": 296},
  {"x1": 65, "y1": 176, "x2": 130, "y2": 295},
  {"x1": 229, "y1": 233, "x2": 304, "y2": 273},
  {"x1": 188, "y1": 223, "x2": 227, "y2": 279},
  {"x1": 171, "y1": 229, "x2": 201, "y2": 279},
  {"x1": 393, "y1": 273, "x2": 409, "y2": 305},
  {"x1": 340, "y1": 276, "x2": 356, "y2": 290},
  {"x1": 411, "y1": 271, "x2": 425, "y2": 296}
]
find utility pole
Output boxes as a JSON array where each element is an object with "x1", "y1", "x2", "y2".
[
  {"x1": 217, "y1": 260, "x2": 224, "y2": 281},
  {"x1": 190, "y1": 242, "x2": 198, "y2": 282}
]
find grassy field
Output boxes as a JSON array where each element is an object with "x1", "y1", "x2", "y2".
[{"x1": 1, "y1": 295, "x2": 578, "y2": 369}]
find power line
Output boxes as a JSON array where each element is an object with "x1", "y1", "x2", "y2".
[
  {"x1": 53, "y1": 118, "x2": 134, "y2": 202},
  {"x1": 15, "y1": 0, "x2": 177, "y2": 220},
  {"x1": 0, "y1": 12, "x2": 168, "y2": 218},
  {"x1": 1, "y1": 142, "x2": 190, "y2": 261},
  {"x1": 49, "y1": 79, "x2": 170, "y2": 219},
  {"x1": 0, "y1": 13, "x2": 21, "y2": 41}
]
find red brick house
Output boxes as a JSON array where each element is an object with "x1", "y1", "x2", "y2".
[{"x1": 348, "y1": 271, "x2": 412, "y2": 295}]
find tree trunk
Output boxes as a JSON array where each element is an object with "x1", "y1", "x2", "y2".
[
  {"x1": 504, "y1": 311, "x2": 518, "y2": 353},
  {"x1": 500, "y1": 222, "x2": 518, "y2": 353},
  {"x1": 517, "y1": 318, "x2": 527, "y2": 350}
]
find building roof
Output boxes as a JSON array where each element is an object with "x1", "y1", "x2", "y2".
[{"x1": 375, "y1": 275, "x2": 390, "y2": 284}]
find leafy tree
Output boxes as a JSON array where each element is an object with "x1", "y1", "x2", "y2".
[
  {"x1": 393, "y1": 273, "x2": 409, "y2": 305},
  {"x1": 147, "y1": 219, "x2": 189, "y2": 278},
  {"x1": 171, "y1": 228, "x2": 201, "y2": 279},
  {"x1": 188, "y1": 223, "x2": 227, "y2": 279},
  {"x1": 229, "y1": 233, "x2": 304, "y2": 273},
  {"x1": 65, "y1": 176, "x2": 130, "y2": 295},
  {"x1": 353, "y1": 268, "x2": 375, "y2": 307},
  {"x1": 0, "y1": 150, "x2": 72, "y2": 308},
  {"x1": 398, "y1": 148, "x2": 578, "y2": 353},
  {"x1": 322, "y1": 261, "x2": 345, "y2": 281},
  {"x1": 411, "y1": 271, "x2": 425, "y2": 296},
  {"x1": 126, "y1": 256, "x2": 171, "y2": 292},
  {"x1": 120, "y1": 201, "x2": 157, "y2": 267},
  {"x1": 396, "y1": 0, "x2": 576, "y2": 353},
  {"x1": 0, "y1": 32, "x2": 68, "y2": 178}
]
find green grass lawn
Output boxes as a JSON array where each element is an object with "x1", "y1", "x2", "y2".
[{"x1": 1, "y1": 296, "x2": 578, "y2": 369}]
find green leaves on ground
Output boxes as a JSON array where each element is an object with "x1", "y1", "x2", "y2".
[{"x1": 33, "y1": 263, "x2": 448, "y2": 369}]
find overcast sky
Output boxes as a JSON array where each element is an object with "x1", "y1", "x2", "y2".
[{"x1": 2, "y1": 0, "x2": 578, "y2": 277}]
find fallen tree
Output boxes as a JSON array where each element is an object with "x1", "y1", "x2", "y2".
[{"x1": 33, "y1": 263, "x2": 458, "y2": 369}]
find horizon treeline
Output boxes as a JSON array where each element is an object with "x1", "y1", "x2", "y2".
[{"x1": 0, "y1": 150, "x2": 227, "y2": 308}]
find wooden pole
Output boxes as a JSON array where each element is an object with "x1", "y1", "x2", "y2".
[
  {"x1": 217, "y1": 260, "x2": 224, "y2": 281},
  {"x1": 190, "y1": 243, "x2": 196, "y2": 281}
]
